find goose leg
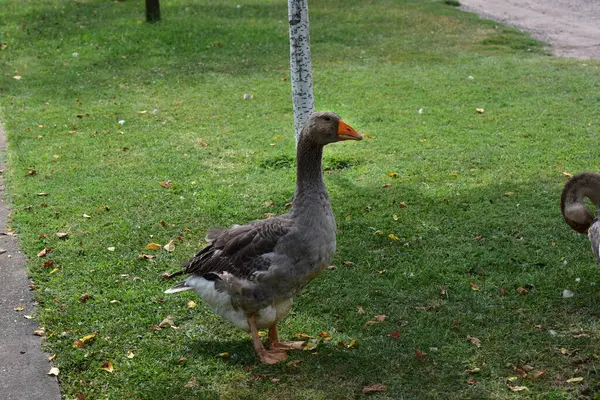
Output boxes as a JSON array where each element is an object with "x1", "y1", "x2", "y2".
[
  {"x1": 268, "y1": 325, "x2": 305, "y2": 350},
  {"x1": 248, "y1": 315, "x2": 287, "y2": 364}
]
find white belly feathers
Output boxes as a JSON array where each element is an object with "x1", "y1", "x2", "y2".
[{"x1": 184, "y1": 275, "x2": 292, "y2": 331}]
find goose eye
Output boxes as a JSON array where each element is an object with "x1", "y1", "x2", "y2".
[{"x1": 324, "y1": 117, "x2": 331, "y2": 121}]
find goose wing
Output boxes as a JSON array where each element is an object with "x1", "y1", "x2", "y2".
[{"x1": 181, "y1": 216, "x2": 294, "y2": 280}]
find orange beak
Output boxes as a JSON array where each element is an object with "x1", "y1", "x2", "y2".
[{"x1": 337, "y1": 120, "x2": 362, "y2": 141}]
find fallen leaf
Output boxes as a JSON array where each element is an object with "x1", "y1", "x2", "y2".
[
  {"x1": 160, "y1": 180, "x2": 173, "y2": 188},
  {"x1": 388, "y1": 234, "x2": 400, "y2": 241},
  {"x1": 145, "y1": 243, "x2": 162, "y2": 250},
  {"x1": 357, "y1": 306, "x2": 365, "y2": 314},
  {"x1": 467, "y1": 378, "x2": 478, "y2": 385},
  {"x1": 107, "y1": 246, "x2": 115, "y2": 252},
  {"x1": 466, "y1": 368, "x2": 481, "y2": 374},
  {"x1": 184, "y1": 376, "x2": 198, "y2": 388},
  {"x1": 303, "y1": 342, "x2": 317, "y2": 351},
  {"x1": 13, "y1": 75, "x2": 22, "y2": 80},
  {"x1": 562, "y1": 172, "x2": 573, "y2": 178},
  {"x1": 33, "y1": 328, "x2": 45, "y2": 336},
  {"x1": 531, "y1": 370, "x2": 546, "y2": 379},
  {"x1": 393, "y1": 214, "x2": 399, "y2": 221},
  {"x1": 100, "y1": 361, "x2": 114, "y2": 373},
  {"x1": 382, "y1": 184, "x2": 392, "y2": 189},
  {"x1": 137, "y1": 254, "x2": 154, "y2": 260},
  {"x1": 475, "y1": 108, "x2": 485, "y2": 114},
  {"x1": 469, "y1": 282, "x2": 480, "y2": 291},
  {"x1": 47, "y1": 367, "x2": 59, "y2": 376},
  {"x1": 467, "y1": 335, "x2": 481, "y2": 348},
  {"x1": 399, "y1": 202, "x2": 407, "y2": 207},
  {"x1": 187, "y1": 300, "x2": 196, "y2": 309},
  {"x1": 375, "y1": 315, "x2": 387, "y2": 322},
  {"x1": 48, "y1": 354, "x2": 56, "y2": 361},
  {"x1": 37, "y1": 248, "x2": 51, "y2": 257},
  {"x1": 49, "y1": 268, "x2": 59, "y2": 274},
  {"x1": 177, "y1": 357, "x2": 187, "y2": 364},
  {"x1": 515, "y1": 366, "x2": 528, "y2": 378},
  {"x1": 388, "y1": 172, "x2": 399, "y2": 178},
  {"x1": 317, "y1": 331, "x2": 330, "y2": 339},
  {"x1": 389, "y1": 330, "x2": 401, "y2": 338},
  {"x1": 55, "y1": 232, "x2": 68, "y2": 239},
  {"x1": 263, "y1": 201, "x2": 275, "y2": 207},
  {"x1": 516, "y1": 287, "x2": 529, "y2": 295},
  {"x1": 343, "y1": 261, "x2": 354, "y2": 265},
  {"x1": 126, "y1": 350, "x2": 135, "y2": 359},
  {"x1": 503, "y1": 191, "x2": 515, "y2": 197},
  {"x1": 347, "y1": 338, "x2": 358, "y2": 348},
  {"x1": 216, "y1": 352, "x2": 229, "y2": 359},
  {"x1": 14, "y1": 305, "x2": 24, "y2": 312},
  {"x1": 508, "y1": 385, "x2": 529, "y2": 392},
  {"x1": 82, "y1": 213, "x2": 91, "y2": 219},
  {"x1": 264, "y1": 213, "x2": 276, "y2": 218},
  {"x1": 163, "y1": 240, "x2": 175, "y2": 252},
  {"x1": 27, "y1": 169, "x2": 37, "y2": 176},
  {"x1": 362, "y1": 383, "x2": 387, "y2": 394},
  {"x1": 566, "y1": 377, "x2": 584, "y2": 383},
  {"x1": 326, "y1": 265, "x2": 336, "y2": 270},
  {"x1": 79, "y1": 293, "x2": 90, "y2": 302},
  {"x1": 415, "y1": 350, "x2": 426, "y2": 360},
  {"x1": 294, "y1": 333, "x2": 314, "y2": 339},
  {"x1": 158, "y1": 315, "x2": 175, "y2": 328}
]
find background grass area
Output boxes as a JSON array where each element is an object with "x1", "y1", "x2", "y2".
[{"x1": 1, "y1": 0, "x2": 600, "y2": 398}]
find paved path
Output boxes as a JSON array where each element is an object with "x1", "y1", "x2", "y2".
[
  {"x1": 0, "y1": 123, "x2": 61, "y2": 399},
  {"x1": 459, "y1": 0, "x2": 600, "y2": 60}
]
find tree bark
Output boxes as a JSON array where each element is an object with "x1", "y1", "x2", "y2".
[
  {"x1": 146, "y1": 0, "x2": 161, "y2": 23},
  {"x1": 288, "y1": 0, "x2": 315, "y2": 142}
]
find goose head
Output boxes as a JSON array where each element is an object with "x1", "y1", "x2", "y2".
[{"x1": 301, "y1": 112, "x2": 362, "y2": 145}]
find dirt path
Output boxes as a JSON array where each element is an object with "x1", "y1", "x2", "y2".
[
  {"x1": 0, "y1": 123, "x2": 61, "y2": 399},
  {"x1": 459, "y1": 0, "x2": 600, "y2": 60}
]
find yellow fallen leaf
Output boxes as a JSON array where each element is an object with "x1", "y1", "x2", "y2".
[
  {"x1": 393, "y1": 215, "x2": 399, "y2": 221},
  {"x1": 163, "y1": 240, "x2": 175, "y2": 252},
  {"x1": 187, "y1": 300, "x2": 196, "y2": 309},
  {"x1": 345, "y1": 215, "x2": 351, "y2": 221},
  {"x1": 388, "y1": 172, "x2": 399, "y2": 178},
  {"x1": 100, "y1": 361, "x2": 114, "y2": 373},
  {"x1": 258, "y1": 330, "x2": 267, "y2": 337},
  {"x1": 14, "y1": 305, "x2": 24, "y2": 312},
  {"x1": 136, "y1": 110, "x2": 148, "y2": 114},
  {"x1": 388, "y1": 234, "x2": 400, "y2": 241},
  {"x1": 49, "y1": 268, "x2": 59, "y2": 274},
  {"x1": 508, "y1": 385, "x2": 528, "y2": 392},
  {"x1": 126, "y1": 350, "x2": 135, "y2": 359},
  {"x1": 145, "y1": 243, "x2": 162, "y2": 250},
  {"x1": 303, "y1": 342, "x2": 318, "y2": 351},
  {"x1": 476, "y1": 108, "x2": 485, "y2": 114},
  {"x1": 81, "y1": 333, "x2": 97, "y2": 343},
  {"x1": 566, "y1": 377, "x2": 584, "y2": 383},
  {"x1": 216, "y1": 352, "x2": 229, "y2": 359},
  {"x1": 470, "y1": 282, "x2": 480, "y2": 291},
  {"x1": 48, "y1": 354, "x2": 56, "y2": 361},
  {"x1": 348, "y1": 338, "x2": 358, "y2": 348}
]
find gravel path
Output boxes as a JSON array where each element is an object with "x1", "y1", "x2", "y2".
[{"x1": 459, "y1": 0, "x2": 600, "y2": 60}]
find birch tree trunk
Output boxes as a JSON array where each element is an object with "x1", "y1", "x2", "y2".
[{"x1": 288, "y1": 0, "x2": 315, "y2": 142}]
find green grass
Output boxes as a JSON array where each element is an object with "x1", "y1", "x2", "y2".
[{"x1": 1, "y1": 0, "x2": 600, "y2": 398}]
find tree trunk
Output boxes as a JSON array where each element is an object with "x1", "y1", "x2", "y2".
[
  {"x1": 288, "y1": 0, "x2": 315, "y2": 142},
  {"x1": 146, "y1": 0, "x2": 161, "y2": 23}
]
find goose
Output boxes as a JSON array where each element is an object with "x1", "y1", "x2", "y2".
[
  {"x1": 165, "y1": 112, "x2": 362, "y2": 364},
  {"x1": 561, "y1": 171, "x2": 600, "y2": 261}
]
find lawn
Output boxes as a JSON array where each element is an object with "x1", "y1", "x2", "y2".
[{"x1": 1, "y1": 0, "x2": 600, "y2": 398}]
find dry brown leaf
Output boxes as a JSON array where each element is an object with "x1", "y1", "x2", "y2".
[
  {"x1": 177, "y1": 357, "x2": 187, "y2": 364},
  {"x1": 185, "y1": 376, "x2": 199, "y2": 388},
  {"x1": 382, "y1": 183, "x2": 392, "y2": 189},
  {"x1": 55, "y1": 232, "x2": 68, "y2": 239},
  {"x1": 33, "y1": 328, "x2": 45, "y2": 336},
  {"x1": 145, "y1": 243, "x2": 162, "y2": 250},
  {"x1": 399, "y1": 202, "x2": 407, "y2": 208},
  {"x1": 326, "y1": 265, "x2": 336, "y2": 270},
  {"x1": 467, "y1": 335, "x2": 481, "y2": 348},
  {"x1": 158, "y1": 315, "x2": 175, "y2": 328},
  {"x1": 294, "y1": 333, "x2": 314, "y2": 339},
  {"x1": 317, "y1": 331, "x2": 330, "y2": 339},
  {"x1": 467, "y1": 378, "x2": 478, "y2": 385},
  {"x1": 516, "y1": 287, "x2": 529, "y2": 295},
  {"x1": 469, "y1": 282, "x2": 480, "y2": 291},
  {"x1": 415, "y1": 350, "x2": 426, "y2": 360},
  {"x1": 163, "y1": 240, "x2": 175, "y2": 252},
  {"x1": 196, "y1": 138, "x2": 208, "y2": 147},
  {"x1": 27, "y1": 169, "x2": 37, "y2": 176},
  {"x1": 362, "y1": 383, "x2": 388, "y2": 394},
  {"x1": 375, "y1": 315, "x2": 387, "y2": 322},
  {"x1": 100, "y1": 361, "x2": 114, "y2": 373},
  {"x1": 79, "y1": 293, "x2": 90, "y2": 302},
  {"x1": 263, "y1": 201, "x2": 275, "y2": 207},
  {"x1": 466, "y1": 368, "x2": 481, "y2": 375},
  {"x1": 37, "y1": 247, "x2": 51, "y2": 257},
  {"x1": 562, "y1": 172, "x2": 573, "y2": 178},
  {"x1": 531, "y1": 370, "x2": 546, "y2": 379},
  {"x1": 389, "y1": 330, "x2": 401, "y2": 338},
  {"x1": 137, "y1": 254, "x2": 154, "y2": 260}
]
